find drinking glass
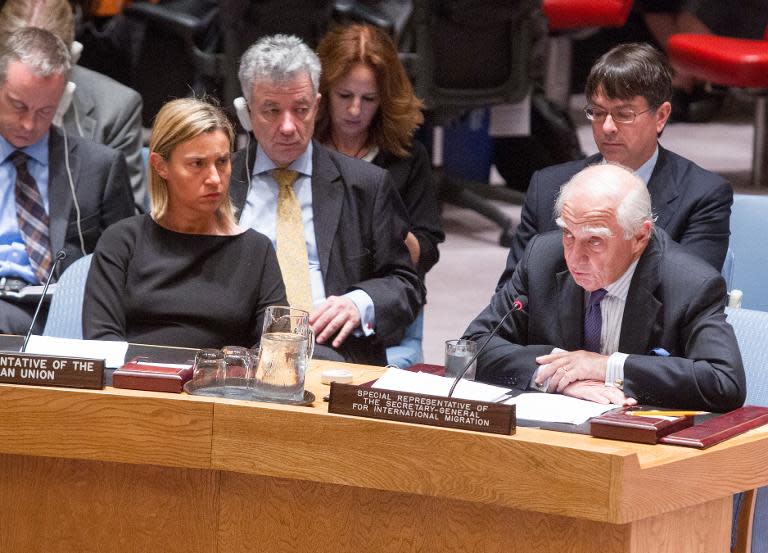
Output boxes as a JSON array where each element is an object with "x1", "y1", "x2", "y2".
[
  {"x1": 191, "y1": 348, "x2": 226, "y2": 393},
  {"x1": 444, "y1": 339, "x2": 477, "y2": 379},
  {"x1": 252, "y1": 306, "x2": 314, "y2": 402},
  {"x1": 221, "y1": 345, "x2": 253, "y2": 399}
]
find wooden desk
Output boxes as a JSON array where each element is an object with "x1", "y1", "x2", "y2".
[{"x1": 0, "y1": 360, "x2": 766, "y2": 552}]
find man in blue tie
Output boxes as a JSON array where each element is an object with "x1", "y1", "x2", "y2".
[
  {"x1": 463, "y1": 163, "x2": 745, "y2": 412},
  {"x1": 0, "y1": 28, "x2": 134, "y2": 333}
]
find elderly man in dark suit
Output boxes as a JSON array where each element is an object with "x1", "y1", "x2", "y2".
[
  {"x1": 0, "y1": 27, "x2": 134, "y2": 333},
  {"x1": 230, "y1": 34, "x2": 420, "y2": 366},
  {"x1": 465, "y1": 163, "x2": 744, "y2": 413},
  {"x1": 497, "y1": 42, "x2": 732, "y2": 289}
]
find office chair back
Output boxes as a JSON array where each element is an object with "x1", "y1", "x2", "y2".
[
  {"x1": 730, "y1": 194, "x2": 768, "y2": 311},
  {"x1": 725, "y1": 307, "x2": 768, "y2": 553},
  {"x1": 406, "y1": 0, "x2": 540, "y2": 115},
  {"x1": 43, "y1": 254, "x2": 93, "y2": 340}
]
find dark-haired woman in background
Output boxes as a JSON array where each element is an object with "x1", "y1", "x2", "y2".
[
  {"x1": 83, "y1": 98, "x2": 286, "y2": 348},
  {"x1": 316, "y1": 23, "x2": 444, "y2": 367}
]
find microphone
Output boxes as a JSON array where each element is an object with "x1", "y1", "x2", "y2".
[
  {"x1": 21, "y1": 249, "x2": 67, "y2": 353},
  {"x1": 447, "y1": 297, "x2": 526, "y2": 398}
]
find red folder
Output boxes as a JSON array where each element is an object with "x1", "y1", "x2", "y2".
[
  {"x1": 113, "y1": 358, "x2": 193, "y2": 394},
  {"x1": 659, "y1": 405, "x2": 768, "y2": 449},
  {"x1": 590, "y1": 410, "x2": 694, "y2": 444}
]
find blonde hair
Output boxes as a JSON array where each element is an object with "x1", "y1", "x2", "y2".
[
  {"x1": 149, "y1": 98, "x2": 235, "y2": 225},
  {"x1": 0, "y1": 0, "x2": 75, "y2": 47}
]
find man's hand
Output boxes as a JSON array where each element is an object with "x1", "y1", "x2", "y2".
[
  {"x1": 561, "y1": 380, "x2": 637, "y2": 406},
  {"x1": 309, "y1": 296, "x2": 361, "y2": 348},
  {"x1": 535, "y1": 350, "x2": 609, "y2": 393}
]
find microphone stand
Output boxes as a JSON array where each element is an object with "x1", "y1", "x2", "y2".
[
  {"x1": 21, "y1": 250, "x2": 67, "y2": 353},
  {"x1": 447, "y1": 298, "x2": 525, "y2": 398}
]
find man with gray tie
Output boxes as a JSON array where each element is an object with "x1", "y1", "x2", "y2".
[
  {"x1": 229, "y1": 34, "x2": 420, "y2": 365},
  {"x1": 0, "y1": 28, "x2": 133, "y2": 333},
  {"x1": 464, "y1": 163, "x2": 744, "y2": 413}
]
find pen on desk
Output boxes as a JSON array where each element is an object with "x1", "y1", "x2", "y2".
[{"x1": 628, "y1": 410, "x2": 707, "y2": 417}]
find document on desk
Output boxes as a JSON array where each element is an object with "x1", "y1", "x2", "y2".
[
  {"x1": 372, "y1": 368, "x2": 617, "y2": 425},
  {"x1": 372, "y1": 367, "x2": 512, "y2": 402},
  {"x1": 504, "y1": 393, "x2": 616, "y2": 425},
  {"x1": 25, "y1": 335, "x2": 129, "y2": 368}
]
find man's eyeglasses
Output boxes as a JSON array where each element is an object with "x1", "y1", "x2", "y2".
[{"x1": 584, "y1": 106, "x2": 654, "y2": 124}]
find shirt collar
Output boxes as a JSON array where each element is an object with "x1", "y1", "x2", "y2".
[
  {"x1": 603, "y1": 258, "x2": 639, "y2": 301},
  {"x1": 634, "y1": 146, "x2": 658, "y2": 185},
  {"x1": 254, "y1": 141, "x2": 313, "y2": 177},
  {"x1": 0, "y1": 131, "x2": 49, "y2": 166}
]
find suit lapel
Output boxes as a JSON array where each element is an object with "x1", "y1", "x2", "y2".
[
  {"x1": 556, "y1": 269, "x2": 584, "y2": 350},
  {"x1": 646, "y1": 147, "x2": 679, "y2": 230},
  {"x1": 48, "y1": 128, "x2": 75, "y2": 254},
  {"x1": 310, "y1": 143, "x2": 343, "y2": 278},
  {"x1": 619, "y1": 232, "x2": 663, "y2": 354}
]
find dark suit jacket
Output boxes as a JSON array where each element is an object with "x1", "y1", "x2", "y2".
[
  {"x1": 372, "y1": 140, "x2": 444, "y2": 281},
  {"x1": 230, "y1": 140, "x2": 421, "y2": 365},
  {"x1": 66, "y1": 66, "x2": 146, "y2": 210},
  {"x1": 497, "y1": 146, "x2": 733, "y2": 288},
  {"x1": 465, "y1": 229, "x2": 745, "y2": 412},
  {"x1": 48, "y1": 126, "x2": 136, "y2": 275},
  {"x1": 0, "y1": 126, "x2": 135, "y2": 334}
]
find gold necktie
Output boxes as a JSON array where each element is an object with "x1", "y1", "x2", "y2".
[{"x1": 273, "y1": 168, "x2": 313, "y2": 312}]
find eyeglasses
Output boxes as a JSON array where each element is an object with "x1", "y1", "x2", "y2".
[{"x1": 583, "y1": 105, "x2": 654, "y2": 124}]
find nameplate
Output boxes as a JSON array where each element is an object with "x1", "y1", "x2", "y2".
[
  {"x1": 328, "y1": 383, "x2": 515, "y2": 435},
  {"x1": 0, "y1": 352, "x2": 104, "y2": 390}
]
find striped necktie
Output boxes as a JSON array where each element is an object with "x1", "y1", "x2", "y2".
[
  {"x1": 273, "y1": 168, "x2": 313, "y2": 312},
  {"x1": 10, "y1": 151, "x2": 52, "y2": 283}
]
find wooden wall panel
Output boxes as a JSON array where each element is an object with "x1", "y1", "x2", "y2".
[{"x1": 0, "y1": 454, "x2": 218, "y2": 553}]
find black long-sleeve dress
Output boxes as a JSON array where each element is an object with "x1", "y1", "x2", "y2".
[{"x1": 83, "y1": 214, "x2": 287, "y2": 349}]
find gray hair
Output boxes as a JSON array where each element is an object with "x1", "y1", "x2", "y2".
[
  {"x1": 238, "y1": 34, "x2": 321, "y2": 101},
  {"x1": 0, "y1": 26, "x2": 70, "y2": 85},
  {"x1": 555, "y1": 163, "x2": 655, "y2": 239}
]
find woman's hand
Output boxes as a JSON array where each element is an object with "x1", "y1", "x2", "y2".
[{"x1": 404, "y1": 232, "x2": 420, "y2": 266}]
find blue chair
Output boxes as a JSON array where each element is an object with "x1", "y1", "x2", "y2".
[
  {"x1": 386, "y1": 309, "x2": 424, "y2": 369},
  {"x1": 730, "y1": 195, "x2": 768, "y2": 311},
  {"x1": 726, "y1": 307, "x2": 768, "y2": 553},
  {"x1": 43, "y1": 254, "x2": 93, "y2": 339}
]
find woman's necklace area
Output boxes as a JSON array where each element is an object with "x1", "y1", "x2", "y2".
[{"x1": 331, "y1": 136, "x2": 369, "y2": 159}]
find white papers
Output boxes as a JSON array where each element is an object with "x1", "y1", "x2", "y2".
[
  {"x1": 25, "y1": 335, "x2": 128, "y2": 368},
  {"x1": 373, "y1": 367, "x2": 512, "y2": 403},
  {"x1": 371, "y1": 368, "x2": 617, "y2": 426},
  {"x1": 134, "y1": 361, "x2": 190, "y2": 370},
  {"x1": 504, "y1": 392, "x2": 616, "y2": 425}
]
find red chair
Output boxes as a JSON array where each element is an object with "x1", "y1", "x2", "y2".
[
  {"x1": 667, "y1": 29, "x2": 768, "y2": 187},
  {"x1": 542, "y1": 0, "x2": 634, "y2": 108}
]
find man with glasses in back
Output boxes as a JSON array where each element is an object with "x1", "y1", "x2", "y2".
[{"x1": 496, "y1": 42, "x2": 732, "y2": 288}]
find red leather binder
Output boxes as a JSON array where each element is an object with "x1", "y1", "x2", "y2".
[
  {"x1": 113, "y1": 358, "x2": 193, "y2": 394},
  {"x1": 590, "y1": 410, "x2": 694, "y2": 444},
  {"x1": 659, "y1": 406, "x2": 768, "y2": 449}
]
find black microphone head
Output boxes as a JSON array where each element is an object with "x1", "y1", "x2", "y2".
[{"x1": 55, "y1": 249, "x2": 67, "y2": 261}]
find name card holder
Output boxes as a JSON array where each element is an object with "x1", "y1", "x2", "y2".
[
  {"x1": 0, "y1": 352, "x2": 104, "y2": 390},
  {"x1": 328, "y1": 382, "x2": 515, "y2": 435}
]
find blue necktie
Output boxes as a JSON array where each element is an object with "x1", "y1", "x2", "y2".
[{"x1": 583, "y1": 288, "x2": 608, "y2": 353}]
